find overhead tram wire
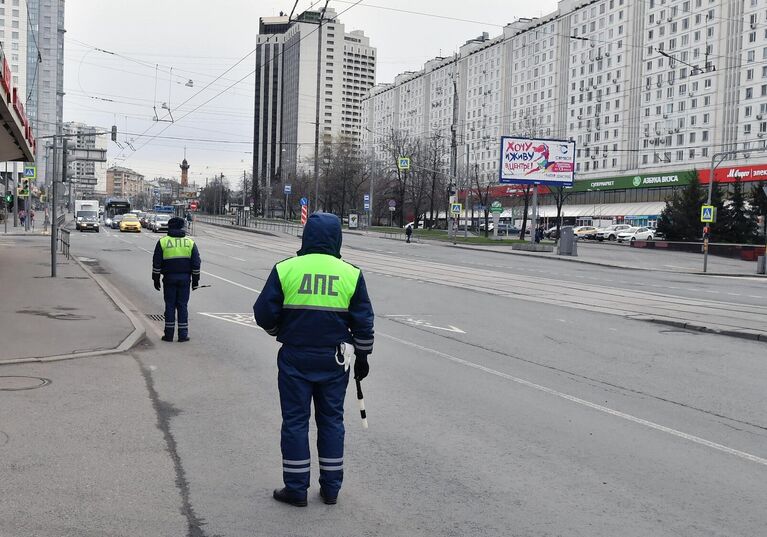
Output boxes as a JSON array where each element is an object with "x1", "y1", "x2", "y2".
[{"x1": 125, "y1": 0, "x2": 367, "y2": 158}]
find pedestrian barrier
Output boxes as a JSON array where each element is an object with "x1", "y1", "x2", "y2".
[
  {"x1": 59, "y1": 228, "x2": 70, "y2": 260},
  {"x1": 195, "y1": 214, "x2": 302, "y2": 237}
]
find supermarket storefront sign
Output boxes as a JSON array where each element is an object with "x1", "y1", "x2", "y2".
[{"x1": 570, "y1": 171, "x2": 696, "y2": 192}]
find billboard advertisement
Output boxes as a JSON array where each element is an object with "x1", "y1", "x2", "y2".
[{"x1": 499, "y1": 137, "x2": 575, "y2": 186}]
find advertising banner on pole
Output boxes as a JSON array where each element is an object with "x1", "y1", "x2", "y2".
[{"x1": 499, "y1": 136, "x2": 575, "y2": 186}]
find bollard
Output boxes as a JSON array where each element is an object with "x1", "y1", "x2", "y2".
[{"x1": 758, "y1": 255, "x2": 766, "y2": 275}]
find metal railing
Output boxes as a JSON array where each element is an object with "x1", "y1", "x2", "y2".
[
  {"x1": 59, "y1": 228, "x2": 70, "y2": 259},
  {"x1": 195, "y1": 214, "x2": 302, "y2": 237}
]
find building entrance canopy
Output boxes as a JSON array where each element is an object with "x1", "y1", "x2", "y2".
[{"x1": 0, "y1": 51, "x2": 35, "y2": 161}]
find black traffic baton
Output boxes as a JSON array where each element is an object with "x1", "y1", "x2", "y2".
[
  {"x1": 193, "y1": 284, "x2": 212, "y2": 291},
  {"x1": 355, "y1": 379, "x2": 368, "y2": 429}
]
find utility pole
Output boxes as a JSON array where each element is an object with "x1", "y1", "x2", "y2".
[
  {"x1": 313, "y1": 1, "x2": 330, "y2": 213},
  {"x1": 449, "y1": 61, "x2": 459, "y2": 239}
]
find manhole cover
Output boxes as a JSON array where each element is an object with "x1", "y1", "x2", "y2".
[{"x1": 0, "y1": 376, "x2": 51, "y2": 391}]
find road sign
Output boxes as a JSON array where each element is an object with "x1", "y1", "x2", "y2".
[
  {"x1": 388, "y1": 206, "x2": 396, "y2": 212},
  {"x1": 300, "y1": 197, "x2": 308, "y2": 206},
  {"x1": 490, "y1": 201, "x2": 504, "y2": 213},
  {"x1": 363, "y1": 202, "x2": 370, "y2": 210},
  {"x1": 300, "y1": 204, "x2": 308, "y2": 225},
  {"x1": 397, "y1": 157, "x2": 410, "y2": 171},
  {"x1": 23, "y1": 165, "x2": 36, "y2": 180},
  {"x1": 451, "y1": 203, "x2": 462, "y2": 216},
  {"x1": 700, "y1": 205, "x2": 716, "y2": 223},
  {"x1": 363, "y1": 193, "x2": 370, "y2": 202},
  {"x1": 388, "y1": 199, "x2": 396, "y2": 208},
  {"x1": 284, "y1": 184, "x2": 292, "y2": 194},
  {"x1": 349, "y1": 213, "x2": 359, "y2": 229}
]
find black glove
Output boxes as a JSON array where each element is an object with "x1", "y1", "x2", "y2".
[
  {"x1": 192, "y1": 275, "x2": 200, "y2": 290},
  {"x1": 354, "y1": 353, "x2": 370, "y2": 381},
  {"x1": 153, "y1": 275, "x2": 161, "y2": 291}
]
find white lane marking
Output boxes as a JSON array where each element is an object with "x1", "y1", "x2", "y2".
[
  {"x1": 727, "y1": 293, "x2": 742, "y2": 297},
  {"x1": 230, "y1": 256, "x2": 247, "y2": 262},
  {"x1": 138, "y1": 247, "x2": 151, "y2": 253},
  {"x1": 200, "y1": 270, "x2": 260, "y2": 294},
  {"x1": 199, "y1": 312, "x2": 262, "y2": 330},
  {"x1": 378, "y1": 332, "x2": 767, "y2": 467},
  {"x1": 222, "y1": 242, "x2": 245, "y2": 249},
  {"x1": 748, "y1": 295, "x2": 764, "y2": 299}
]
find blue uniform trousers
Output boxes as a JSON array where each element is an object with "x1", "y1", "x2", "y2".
[
  {"x1": 277, "y1": 345, "x2": 349, "y2": 497},
  {"x1": 163, "y1": 277, "x2": 190, "y2": 339}
]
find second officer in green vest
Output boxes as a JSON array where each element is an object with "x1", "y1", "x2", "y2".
[
  {"x1": 152, "y1": 216, "x2": 201, "y2": 342},
  {"x1": 254, "y1": 212, "x2": 374, "y2": 507}
]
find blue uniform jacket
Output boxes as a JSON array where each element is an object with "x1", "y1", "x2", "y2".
[
  {"x1": 254, "y1": 212, "x2": 374, "y2": 354},
  {"x1": 152, "y1": 228, "x2": 201, "y2": 283}
]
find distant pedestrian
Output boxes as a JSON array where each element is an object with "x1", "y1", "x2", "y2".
[
  {"x1": 19, "y1": 209, "x2": 25, "y2": 227},
  {"x1": 152, "y1": 217, "x2": 201, "y2": 342},
  {"x1": 534, "y1": 225, "x2": 544, "y2": 244},
  {"x1": 29, "y1": 210, "x2": 35, "y2": 229},
  {"x1": 405, "y1": 223, "x2": 413, "y2": 243}
]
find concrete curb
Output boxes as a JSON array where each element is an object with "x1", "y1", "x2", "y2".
[
  {"x1": 422, "y1": 240, "x2": 765, "y2": 277},
  {"x1": 629, "y1": 315, "x2": 767, "y2": 343},
  {"x1": 0, "y1": 256, "x2": 146, "y2": 366}
]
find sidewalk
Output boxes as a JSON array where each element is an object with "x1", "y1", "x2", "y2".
[{"x1": 0, "y1": 235, "x2": 139, "y2": 362}]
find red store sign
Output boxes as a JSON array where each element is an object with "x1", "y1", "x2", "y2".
[{"x1": 697, "y1": 164, "x2": 767, "y2": 183}]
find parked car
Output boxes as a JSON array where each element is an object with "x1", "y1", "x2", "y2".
[
  {"x1": 110, "y1": 215, "x2": 123, "y2": 229},
  {"x1": 119, "y1": 214, "x2": 142, "y2": 232},
  {"x1": 140, "y1": 212, "x2": 152, "y2": 228},
  {"x1": 617, "y1": 226, "x2": 655, "y2": 242},
  {"x1": 573, "y1": 226, "x2": 599, "y2": 239},
  {"x1": 596, "y1": 224, "x2": 632, "y2": 241},
  {"x1": 152, "y1": 215, "x2": 171, "y2": 233}
]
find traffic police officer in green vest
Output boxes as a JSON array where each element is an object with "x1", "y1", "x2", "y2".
[
  {"x1": 254, "y1": 212, "x2": 375, "y2": 507},
  {"x1": 152, "y1": 216, "x2": 201, "y2": 342}
]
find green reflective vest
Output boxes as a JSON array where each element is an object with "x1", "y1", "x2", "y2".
[
  {"x1": 160, "y1": 236, "x2": 195, "y2": 260},
  {"x1": 276, "y1": 253, "x2": 360, "y2": 312}
]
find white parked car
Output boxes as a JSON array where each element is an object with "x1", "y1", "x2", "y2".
[
  {"x1": 596, "y1": 224, "x2": 632, "y2": 241},
  {"x1": 617, "y1": 226, "x2": 654, "y2": 242}
]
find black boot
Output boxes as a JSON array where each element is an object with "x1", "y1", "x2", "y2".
[
  {"x1": 273, "y1": 488, "x2": 307, "y2": 507},
  {"x1": 319, "y1": 488, "x2": 337, "y2": 505},
  {"x1": 161, "y1": 335, "x2": 173, "y2": 342}
]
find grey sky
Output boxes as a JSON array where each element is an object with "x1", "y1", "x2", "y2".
[{"x1": 64, "y1": 0, "x2": 559, "y2": 183}]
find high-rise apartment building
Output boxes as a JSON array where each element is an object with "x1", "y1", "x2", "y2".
[
  {"x1": 63, "y1": 121, "x2": 107, "y2": 196},
  {"x1": 25, "y1": 0, "x2": 66, "y2": 187},
  {"x1": 1, "y1": 0, "x2": 28, "y2": 100},
  {"x1": 363, "y1": 0, "x2": 767, "y2": 226},
  {"x1": 253, "y1": 8, "x2": 376, "y2": 208}
]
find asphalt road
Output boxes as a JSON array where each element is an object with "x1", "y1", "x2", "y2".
[{"x1": 47, "y1": 223, "x2": 767, "y2": 536}]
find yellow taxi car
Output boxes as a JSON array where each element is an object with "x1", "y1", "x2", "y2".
[{"x1": 119, "y1": 214, "x2": 142, "y2": 232}]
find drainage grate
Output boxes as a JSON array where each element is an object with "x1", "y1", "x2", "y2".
[{"x1": 146, "y1": 314, "x2": 165, "y2": 322}]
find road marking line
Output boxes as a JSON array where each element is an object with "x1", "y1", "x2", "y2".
[
  {"x1": 200, "y1": 270, "x2": 260, "y2": 294},
  {"x1": 222, "y1": 242, "x2": 245, "y2": 249},
  {"x1": 138, "y1": 247, "x2": 151, "y2": 254},
  {"x1": 230, "y1": 256, "x2": 247, "y2": 262},
  {"x1": 378, "y1": 332, "x2": 767, "y2": 467}
]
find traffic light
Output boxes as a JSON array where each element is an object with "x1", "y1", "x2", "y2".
[
  {"x1": 111, "y1": 125, "x2": 117, "y2": 142},
  {"x1": 4, "y1": 192, "x2": 13, "y2": 209}
]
